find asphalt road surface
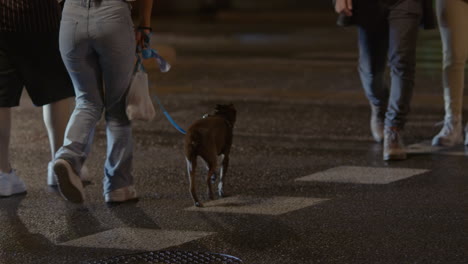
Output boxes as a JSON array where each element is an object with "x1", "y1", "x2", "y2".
[{"x1": 1, "y1": 13, "x2": 467, "y2": 264}]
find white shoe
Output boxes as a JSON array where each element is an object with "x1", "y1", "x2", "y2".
[
  {"x1": 0, "y1": 170, "x2": 27, "y2": 197},
  {"x1": 48, "y1": 161, "x2": 89, "y2": 186},
  {"x1": 53, "y1": 159, "x2": 85, "y2": 203},
  {"x1": 432, "y1": 118, "x2": 463, "y2": 147},
  {"x1": 104, "y1": 186, "x2": 138, "y2": 203},
  {"x1": 47, "y1": 161, "x2": 56, "y2": 186}
]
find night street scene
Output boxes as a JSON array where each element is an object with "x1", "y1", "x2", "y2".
[{"x1": 0, "y1": 0, "x2": 467, "y2": 263}]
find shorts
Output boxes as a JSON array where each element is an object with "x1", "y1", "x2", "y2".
[{"x1": 0, "y1": 32, "x2": 75, "y2": 107}]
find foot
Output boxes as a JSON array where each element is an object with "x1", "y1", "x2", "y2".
[
  {"x1": 48, "y1": 161, "x2": 90, "y2": 186},
  {"x1": 432, "y1": 118, "x2": 463, "y2": 147},
  {"x1": 0, "y1": 170, "x2": 26, "y2": 197},
  {"x1": 54, "y1": 159, "x2": 85, "y2": 203},
  {"x1": 383, "y1": 126, "x2": 407, "y2": 161},
  {"x1": 370, "y1": 104, "x2": 385, "y2": 143},
  {"x1": 104, "y1": 185, "x2": 138, "y2": 203}
]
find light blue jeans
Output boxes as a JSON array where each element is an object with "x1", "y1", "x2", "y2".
[{"x1": 56, "y1": 0, "x2": 136, "y2": 194}]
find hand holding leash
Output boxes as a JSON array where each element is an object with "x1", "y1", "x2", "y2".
[
  {"x1": 137, "y1": 30, "x2": 171, "y2": 72},
  {"x1": 133, "y1": 32, "x2": 183, "y2": 133}
]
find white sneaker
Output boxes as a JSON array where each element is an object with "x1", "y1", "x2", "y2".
[
  {"x1": 432, "y1": 119, "x2": 463, "y2": 147},
  {"x1": 53, "y1": 159, "x2": 85, "y2": 203},
  {"x1": 48, "y1": 161, "x2": 89, "y2": 186},
  {"x1": 0, "y1": 170, "x2": 27, "y2": 197},
  {"x1": 104, "y1": 186, "x2": 138, "y2": 203},
  {"x1": 47, "y1": 161, "x2": 56, "y2": 186}
]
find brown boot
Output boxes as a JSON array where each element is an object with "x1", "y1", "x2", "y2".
[{"x1": 383, "y1": 126, "x2": 406, "y2": 161}]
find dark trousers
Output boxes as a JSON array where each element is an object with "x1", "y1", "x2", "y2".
[{"x1": 355, "y1": 0, "x2": 422, "y2": 129}]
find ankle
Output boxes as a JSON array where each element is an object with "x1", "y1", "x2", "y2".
[
  {"x1": 444, "y1": 114, "x2": 462, "y2": 123},
  {"x1": 385, "y1": 126, "x2": 401, "y2": 133},
  {"x1": 445, "y1": 115, "x2": 462, "y2": 124}
]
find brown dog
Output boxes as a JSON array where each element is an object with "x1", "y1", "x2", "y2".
[{"x1": 184, "y1": 104, "x2": 236, "y2": 207}]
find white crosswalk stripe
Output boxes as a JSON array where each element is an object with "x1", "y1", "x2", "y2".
[
  {"x1": 185, "y1": 196, "x2": 328, "y2": 215},
  {"x1": 296, "y1": 166, "x2": 429, "y2": 184},
  {"x1": 407, "y1": 141, "x2": 468, "y2": 156},
  {"x1": 59, "y1": 228, "x2": 215, "y2": 251}
]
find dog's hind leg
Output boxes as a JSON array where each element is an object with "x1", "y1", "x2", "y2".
[
  {"x1": 204, "y1": 153, "x2": 217, "y2": 200},
  {"x1": 186, "y1": 157, "x2": 201, "y2": 207},
  {"x1": 218, "y1": 154, "x2": 229, "y2": 198},
  {"x1": 206, "y1": 168, "x2": 216, "y2": 200},
  {"x1": 204, "y1": 160, "x2": 217, "y2": 184},
  {"x1": 210, "y1": 173, "x2": 217, "y2": 184}
]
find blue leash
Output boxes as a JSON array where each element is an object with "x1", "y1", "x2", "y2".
[
  {"x1": 139, "y1": 32, "x2": 186, "y2": 135},
  {"x1": 152, "y1": 95, "x2": 186, "y2": 135}
]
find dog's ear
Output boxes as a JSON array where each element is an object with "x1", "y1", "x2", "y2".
[
  {"x1": 215, "y1": 104, "x2": 236, "y2": 117},
  {"x1": 215, "y1": 104, "x2": 228, "y2": 112},
  {"x1": 222, "y1": 104, "x2": 236, "y2": 114},
  {"x1": 214, "y1": 105, "x2": 221, "y2": 114}
]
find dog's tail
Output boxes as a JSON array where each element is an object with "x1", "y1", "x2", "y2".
[{"x1": 184, "y1": 130, "x2": 202, "y2": 160}]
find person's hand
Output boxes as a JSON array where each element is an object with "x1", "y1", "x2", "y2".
[
  {"x1": 135, "y1": 28, "x2": 151, "y2": 51},
  {"x1": 335, "y1": 0, "x2": 353, "y2": 16}
]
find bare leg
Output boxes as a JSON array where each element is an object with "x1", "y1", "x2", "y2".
[
  {"x1": 0, "y1": 107, "x2": 11, "y2": 173},
  {"x1": 43, "y1": 98, "x2": 72, "y2": 160}
]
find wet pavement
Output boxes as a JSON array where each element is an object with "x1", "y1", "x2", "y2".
[{"x1": 1, "y1": 12, "x2": 467, "y2": 264}]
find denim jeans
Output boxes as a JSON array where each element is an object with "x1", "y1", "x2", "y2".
[
  {"x1": 355, "y1": 0, "x2": 422, "y2": 129},
  {"x1": 56, "y1": 0, "x2": 136, "y2": 194}
]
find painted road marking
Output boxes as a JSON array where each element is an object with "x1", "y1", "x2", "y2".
[
  {"x1": 407, "y1": 141, "x2": 467, "y2": 156},
  {"x1": 59, "y1": 228, "x2": 215, "y2": 251},
  {"x1": 296, "y1": 166, "x2": 429, "y2": 184},
  {"x1": 185, "y1": 196, "x2": 328, "y2": 216}
]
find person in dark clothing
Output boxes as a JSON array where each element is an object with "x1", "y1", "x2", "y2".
[
  {"x1": 0, "y1": 0, "x2": 77, "y2": 196},
  {"x1": 335, "y1": 0, "x2": 435, "y2": 161}
]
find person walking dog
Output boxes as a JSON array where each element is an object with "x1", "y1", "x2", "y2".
[{"x1": 53, "y1": 0, "x2": 154, "y2": 203}]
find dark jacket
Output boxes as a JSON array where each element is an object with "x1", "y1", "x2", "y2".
[{"x1": 335, "y1": 0, "x2": 436, "y2": 30}]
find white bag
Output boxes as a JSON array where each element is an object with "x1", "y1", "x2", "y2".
[{"x1": 126, "y1": 61, "x2": 156, "y2": 121}]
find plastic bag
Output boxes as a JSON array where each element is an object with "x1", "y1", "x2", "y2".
[{"x1": 126, "y1": 60, "x2": 156, "y2": 121}]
